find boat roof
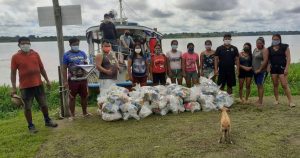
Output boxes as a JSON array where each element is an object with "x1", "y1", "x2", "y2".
[{"x1": 86, "y1": 23, "x2": 163, "y2": 37}]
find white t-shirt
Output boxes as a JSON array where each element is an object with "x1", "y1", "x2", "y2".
[{"x1": 166, "y1": 50, "x2": 182, "y2": 70}]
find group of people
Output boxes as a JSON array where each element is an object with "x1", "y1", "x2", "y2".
[
  {"x1": 123, "y1": 33, "x2": 295, "y2": 108},
  {"x1": 10, "y1": 32, "x2": 295, "y2": 133}
]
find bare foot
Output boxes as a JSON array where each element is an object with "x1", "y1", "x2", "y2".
[
  {"x1": 289, "y1": 103, "x2": 296, "y2": 108},
  {"x1": 273, "y1": 101, "x2": 279, "y2": 106}
]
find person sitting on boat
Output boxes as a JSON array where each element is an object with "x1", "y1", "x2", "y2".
[
  {"x1": 95, "y1": 40, "x2": 119, "y2": 96},
  {"x1": 99, "y1": 14, "x2": 118, "y2": 52},
  {"x1": 62, "y1": 37, "x2": 92, "y2": 120},
  {"x1": 120, "y1": 30, "x2": 135, "y2": 55},
  {"x1": 128, "y1": 43, "x2": 149, "y2": 87}
]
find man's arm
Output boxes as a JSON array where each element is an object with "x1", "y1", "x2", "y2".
[
  {"x1": 10, "y1": 69, "x2": 17, "y2": 95},
  {"x1": 95, "y1": 53, "x2": 111, "y2": 75},
  {"x1": 200, "y1": 52, "x2": 204, "y2": 75},
  {"x1": 257, "y1": 48, "x2": 269, "y2": 73},
  {"x1": 235, "y1": 56, "x2": 240, "y2": 74}
]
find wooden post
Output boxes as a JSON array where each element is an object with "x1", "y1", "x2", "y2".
[{"x1": 52, "y1": 0, "x2": 70, "y2": 117}]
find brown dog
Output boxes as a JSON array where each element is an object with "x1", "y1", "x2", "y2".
[{"x1": 219, "y1": 107, "x2": 233, "y2": 144}]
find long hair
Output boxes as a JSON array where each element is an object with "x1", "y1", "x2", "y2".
[
  {"x1": 244, "y1": 42, "x2": 252, "y2": 60},
  {"x1": 272, "y1": 34, "x2": 282, "y2": 44}
]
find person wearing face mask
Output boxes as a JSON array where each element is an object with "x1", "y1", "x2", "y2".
[
  {"x1": 182, "y1": 43, "x2": 200, "y2": 88},
  {"x1": 127, "y1": 44, "x2": 149, "y2": 87},
  {"x1": 11, "y1": 37, "x2": 57, "y2": 133},
  {"x1": 252, "y1": 37, "x2": 269, "y2": 107},
  {"x1": 200, "y1": 40, "x2": 215, "y2": 80},
  {"x1": 96, "y1": 40, "x2": 119, "y2": 95},
  {"x1": 99, "y1": 14, "x2": 118, "y2": 52},
  {"x1": 268, "y1": 34, "x2": 295, "y2": 107},
  {"x1": 120, "y1": 30, "x2": 135, "y2": 54},
  {"x1": 150, "y1": 43, "x2": 168, "y2": 86},
  {"x1": 62, "y1": 37, "x2": 91, "y2": 120},
  {"x1": 214, "y1": 34, "x2": 239, "y2": 94},
  {"x1": 166, "y1": 40, "x2": 183, "y2": 85},
  {"x1": 238, "y1": 43, "x2": 253, "y2": 104}
]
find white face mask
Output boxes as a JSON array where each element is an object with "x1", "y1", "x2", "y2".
[
  {"x1": 135, "y1": 49, "x2": 142, "y2": 54},
  {"x1": 20, "y1": 44, "x2": 31, "y2": 53},
  {"x1": 205, "y1": 45, "x2": 212, "y2": 50},
  {"x1": 224, "y1": 40, "x2": 231, "y2": 45},
  {"x1": 71, "y1": 46, "x2": 80, "y2": 52}
]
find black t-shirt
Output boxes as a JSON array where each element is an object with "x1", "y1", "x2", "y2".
[
  {"x1": 99, "y1": 22, "x2": 117, "y2": 40},
  {"x1": 215, "y1": 45, "x2": 239, "y2": 71},
  {"x1": 268, "y1": 44, "x2": 288, "y2": 67}
]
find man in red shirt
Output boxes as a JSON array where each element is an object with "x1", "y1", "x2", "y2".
[{"x1": 11, "y1": 37, "x2": 57, "y2": 133}]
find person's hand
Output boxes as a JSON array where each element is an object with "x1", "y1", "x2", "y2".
[
  {"x1": 284, "y1": 68, "x2": 289, "y2": 76},
  {"x1": 255, "y1": 69, "x2": 261, "y2": 74},
  {"x1": 246, "y1": 67, "x2": 252, "y2": 71},
  {"x1": 106, "y1": 69, "x2": 113, "y2": 75},
  {"x1": 10, "y1": 87, "x2": 17, "y2": 97},
  {"x1": 46, "y1": 80, "x2": 51, "y2": 90},
  {"x1": 128, "y1": 74, "x2": 133, "y2": 81},
  {"x1": 214, "y1": 70, "x2": 219, "y2": 76}
]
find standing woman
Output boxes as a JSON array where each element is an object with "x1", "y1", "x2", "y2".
[
  {"x1": 238, "y1": 43, "x2": 253, "y2": 104},
  {"x1": 128, "y1": 44, "x2": 149, "y2": 87},
  {"x1": 150, "y1": 43, "x2": 168, "y2": 85},
  {"x1": 252, "y1": 37, "x2": 268, "y2": 106},
  {"x1": 182, "y1": 43, "x2": 200, "y2": 88},
  {"x1": 200, "y1": 40, "x2": 215, "y2": 80},
  {"x1": 268, "y1": 34, "x2": 295, "y2": 107},
  {"x1": 166, "y1": 40, "x2": 183, "y2": 85}
]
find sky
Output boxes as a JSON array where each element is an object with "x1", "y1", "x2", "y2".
[{"x1": 0, "y1": 0, "x2": 300, "y2": 36}]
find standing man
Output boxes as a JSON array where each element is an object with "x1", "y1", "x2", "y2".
[
  {"x1": 11, "y1": 37, "x2": 57, "y2": 133},
  {"x1": 95, "y1": 40, "x2": 119, "y2": 96},
  {"x1": 62, "y1": 37, "x2": 91, "y2": 120},
  {"x1": 120, "y1": 30, "x2": 135, "y2": 54},
  {"x1": 214, "y1": 34, "x2": 240, "y2": 94},
  {"x1": 99, "y1": 14, "x2": 118, "y2": 52}
]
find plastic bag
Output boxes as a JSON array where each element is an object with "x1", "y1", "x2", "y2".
[
  {"x1": 101, "y1": 111, "x2": 122, "y2": 121},
  {"x1": 169, "y1": 95, "x2": 184, "y2": 114},
  {"x1": 215, "y1": 91, "x2": 234, "y2": 109},
  {"x1": 139, "y1": 102, "x2": 153, "y2": 118},
  {"x1": 199, "y1": 77, "x2": 220, "y2": 95},
  {"x1": 190, "y1": 102, "x2": 201, "y2": 113},
  {"x1": 199, "y1": 94, "x2": 217, "y2": 112},
  {"x1": 102, "y1": 102, "x2": 119, "y2": 114},
  {"x1": 120, "y1": 103, "x2": 140, "y2": 120}
]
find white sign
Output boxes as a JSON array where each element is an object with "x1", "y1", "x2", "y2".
[{"x1": 38, "y1": 5, "x2": 82, "y2": 27}]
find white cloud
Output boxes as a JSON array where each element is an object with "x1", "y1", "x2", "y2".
[{"x1": 0, "y1": 0, "x2": 300, "y2": 36}]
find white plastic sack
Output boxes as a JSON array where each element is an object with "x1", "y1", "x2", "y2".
[
  {"x1": 215, "y1": 91, "x2": 234, "y2": 109},
  {"x1": 101, "y1": 111, "x2": 122, "y2": 121},
  {"x1": 139, "y1": 102, "x2": 152, "y2": 118}
]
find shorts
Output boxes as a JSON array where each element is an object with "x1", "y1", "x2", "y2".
[
  {"x1": 270, "y1": 65, "x2": 285, "y2": 74},
  {"x1": 254, "y1": 72, "x2": 265, "y2": 85},
  {"x1": 202, "y1": 68, "x2": 214, "y2": 78},
  {"x1": 217, "y1": 70, "x2": 236, "y2": 87},
  {"x1": 133, "y1": 76, "x2": 148, "y2": 86},
  {"x1": 170, "y1": 69, "x2": 183, "y2": 79},
  {"x1": 153, "y1": 73, "x2": 166, "y2": 85},
  {"x1": 69, "y1": 80, "x2": 88, "y2": 98},
  {"x1": 185, "y1": 71, "x2": 198, "y2": 81},
  {"x1": 238, "y1": 69, "x2": 253, "y2": 78},
  {"x1": 20, "y1": 85, "x2": 47, "y2": 110}
]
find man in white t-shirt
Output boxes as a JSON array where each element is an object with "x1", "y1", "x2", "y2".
[{"x1": 166, "y1": 40, "x2": 183, "y2": 85}]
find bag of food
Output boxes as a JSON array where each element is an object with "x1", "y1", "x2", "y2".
[
  {"x1": 139, "y1": 102, "x2": 153, "y2": 118},
  {"x1": 102, "y1": 111, "x2": 122, "y2": 121}
]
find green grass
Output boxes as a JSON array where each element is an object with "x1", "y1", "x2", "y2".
[{"x1": 0, "y1": 96, "x2": 299, "y2": 158}]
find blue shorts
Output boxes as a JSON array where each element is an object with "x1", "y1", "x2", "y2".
[{"x1": 254, "y1": 72, "x2": 265, "y2": 85}]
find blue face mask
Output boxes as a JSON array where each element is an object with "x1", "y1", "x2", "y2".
[
  {"x1": 71, "y1": 46, "x2": 80, "y2": 52},
  {"x1": 272, "y1": 40, "x2": 281, "y2": 46},
  {"x1": 188, "y1": 47, "x2": 194, "y2": 53}
]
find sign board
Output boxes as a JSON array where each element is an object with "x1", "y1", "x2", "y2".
[{"x1": 37, "y1": 5, "x2": 82, "y2": 26}]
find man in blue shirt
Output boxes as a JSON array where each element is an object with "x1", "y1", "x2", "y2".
[{"x1": 62, "y1": 37, "x2": 91, "y2": 120}]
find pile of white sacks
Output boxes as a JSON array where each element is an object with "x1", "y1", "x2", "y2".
[{"x1": 97, "y1": 77, "x2": 234, "y2": 121}]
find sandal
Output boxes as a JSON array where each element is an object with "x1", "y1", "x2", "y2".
[{"x1": 289, "y1": 103, "x2": 296, "y2": 108}]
